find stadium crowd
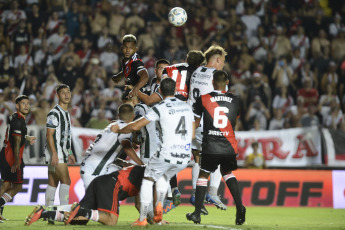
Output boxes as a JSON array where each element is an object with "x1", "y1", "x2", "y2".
[{"x1": 0, "y1": 0, "x2": 345, "y2": 131}]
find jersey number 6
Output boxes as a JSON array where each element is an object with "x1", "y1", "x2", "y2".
[{"x1": 213, "y1": 107, "x2": 229, "y2": 128}]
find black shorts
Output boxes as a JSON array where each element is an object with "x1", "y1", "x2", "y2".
[
  {"x1": 200, "y1": 153, "x2": 238, "y2": 173},
  {"x1": 80, "y1": 172, "x2": 127, "y2": 216},
  {"x1": 0, "y1": 150, "x2": 24, "y2": 184}
]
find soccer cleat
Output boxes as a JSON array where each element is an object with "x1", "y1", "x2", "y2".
[
  {"x1": 205, "y1": 194, "x2": 227, "y2": 210},
  {"x1": 64, "y1": 202, "x2": 80, "y2": 225},
  {"x1": 172, "y1": 188, "x2": 181, "y2": 206},
  {"x1": 153, "y1": 202, "x2": 163, "y2": 223},
  {"x1": 0, "y1": 214, "x2": 7, "y2": 221},
  {"x1": 24, "y1": 205, "x2": 44, "y2": 226},
  {"x1": 236, "y1": 206, "x2": 246, "y2": 225},
  {"x1": 163, "y1": 199, "x2": 176, "y2": 214},
  {"x1": 186, "y1": 212, "x2": 201, "y2": 224},
  {"x1": 200, "y1": 205, "x2": 209, "y2": 216},
  {"x1": 131, "y1": 218, "x2": 148, "y2": 227}
]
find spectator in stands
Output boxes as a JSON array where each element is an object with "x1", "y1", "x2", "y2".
[
  {"x1": 47, "y1": 24, "x2": 71, "y2": 62},
  {"x1": 269, "y1": 108, "x2": 285, "y2": 130},
  {"x1": 244, "y1": 142, "x2": 266, "y2": 169},
  {"x1": 331, "y1": 30, "x2": 345, "y2": 62},
  {"x1": 97, "y1": 27, "x2": 114, "y2": 51},
  {"x1": 14, "y1": 44, "x2": 33, "y2": 75},
  {"x1": 239, "y1": 45, "x2": 256, "y2": 71},
  {"x1": 319, "y1": 84, "x2": 340, "y2": 108},
  {"x1": 311, "y1": 29, "x2": 330, "y2": 59},
  {"x1": 27, "y1": 3, "x2": 46, "y2": 38},
  {"x1": 245, "y1": 95, "x2": 270, "y2": 130},
  {"x1": 30, "y1": 98, "x2": 51, "y2": 125},
  {"x1": 248, "y1": 25, "x2": 269, "y2": 62},
  {"x1": 0, "y1": 23, "x2": 10, "y2": 51},
  {"x1": 84, "y1": 55, "x2": 106, "y2": 87},
  {"x1": 241, "y1": 6, "x2": 261, "y2": 39},
  {"x1": 89, "y1": 3, "x2": 107, "y2": 35},
  {"x1": 137, "y1": 26, "x2": 155, "y2": 54},
  {"x1": 34, "y1": 39, "x2": 53, "y2": 78},
  {"x1": 41, "y1": 72, "x2": 59, "y2": 102},
  {"x1": 46, "y1": 0, "x2": 68, "y2": 15},
  {"x1": 0, "y1": 89, "x2": 13, "y2": 117},
  {"x1": 299, "y1": 104, "x2": 320, "y2": 127},
  {"x1": 71, "y1": 78, "x2": 84, "y2": 107},
  {"x1": 100, "y1": 78, "x2": 123, "y2": 113},
  {"x1": 0, "y1": 55, "x2": 14, "y2": 89},
  {"x1": 32, "y1": 27, "x2": 47, "y2": 53},
  {"x1": 73, "y1": 23, "x2": 93, "y2": 50},
  {"x1": 290, "y1": 26, "x2": 309, "y2": 59},
  {"x1": 142, "y1": 47, "x2": 156, "y2": 79},
  {"x1": 163, "y1": 38, "x2": 187, "y2": 64},
  {"x1": 321, "y1": 61, "x2": 338, "y2": 95},
  {"x1": 108, "y1": 6, "x2": 125, "y2": 38},
  {"x1": 59, "y1": 42, "x2": 81, "y2": 69},
  {"x1": 230, "y1": 59, "x2": 251, "y2": 98},
  {"x1": 46, "y1": 11, "x2": 63, "y2": 36},
  {"x1": 329, "y1": 13, "x2": 345, "y2": 38},
  {"x1": 23, "y1": 75, "x2": 41, "y2": 99},
  {"x1": 100, "y1": 42, "x2": 119, "y2": 75},
  {"x1": 65, "y1": 1, "x2": 80, "y2": 39},
  {"x1": 76, "y1": 38, "x2": 94, "y2": 68},
  {"x1": 269, "y1": 26, "x2": 291, "y2": 59},
  {"x1": 11, "y1": 20, "x2": 31, "y2": 56},
  {"x1": 125, "y1": 8, "x2": 145, "y2": 35},
  {"x1": 246, "y1": 71, "x2": 271, "y2": 109},
  {"x1": 4, "y1": 0, "x2": 27, "y2": 36},
  {"x1": 300, "y1": 61, "x2": 317, "y2": 90},
  {"x1": 85, "y1": 109, "x2": 110, "y2": 129},
  {"x1": 272, "y1": 86, "x2": 294, "y2": 116},
  {"x1": 272, "y1": 55, "x2": 293, "y2": 89},
  {"x1": 58, "y1": 56, "x2": 80, "y2": 90},
  {"x1": 297, "y1": 77, "x2": 319, "y2": 109}
]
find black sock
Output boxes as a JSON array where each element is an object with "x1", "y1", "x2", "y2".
[
  {"x1": 170, "y1": 175, "x2": 177, "y2": 189},
  {"x1": 0, "y1": 198, "x2": 5, "y2": 207},
  {"x1": 41, "y1": 210, "x2": 58, "y2": 220},
  {"x1": 226, "y1": 177, "x2": 243, "y2": 209},
  {"x1": 0, "y1": 206, "x2": 4, "y2": 215},
  {"x1": 77, "y1": 207, "x2": 92, "y2": 219},
  {"x1": 194, "y1": 185, "x2": 207, "y2": 214}
]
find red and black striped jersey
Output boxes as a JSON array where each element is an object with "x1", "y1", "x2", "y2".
[
  {"x1": 1, "y1": 112, "x2": 27, "y2": 166},
  {"x1": 117, "y1": 165, "x2": 145, "y2": 197},
  {"x1": 121, "y1": 53, "x2": 146, "y2": 87},
  {"x1": 161, "y1": 63, "x2": 195, "y2": 101},
  {"x1": 193, "y1": 91, "x2": 240, "y2": 155}
]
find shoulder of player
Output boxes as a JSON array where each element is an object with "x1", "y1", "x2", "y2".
[
  {"x1": 131, "y1": 53, "x2": 143, "y2": 63},
  {"x1": 10, "y1": 113, "x2": 26, "y2": 125}
]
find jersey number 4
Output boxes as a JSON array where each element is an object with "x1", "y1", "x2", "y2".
[
  {"x1": 175, "y1": 116, "x2": 187, "y2": 137},
  {"x1": 214, "y1": 107, "x2": 229, "y2": 128}
]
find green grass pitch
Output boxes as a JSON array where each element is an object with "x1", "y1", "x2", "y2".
[{"x1": 1, "y1": 205, "x2": 345, "y2": 229}]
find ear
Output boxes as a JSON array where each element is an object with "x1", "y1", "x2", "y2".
[{"x1": 16, "y1": 103, "x2": 19, "y2": 111}]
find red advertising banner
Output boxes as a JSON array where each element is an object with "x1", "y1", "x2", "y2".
[{"x1": 8, "y1": 166, "x2": 336, "y2": 208}]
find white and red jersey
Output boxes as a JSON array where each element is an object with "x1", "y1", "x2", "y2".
[
  {"x1": 14, "y1": 53, "x2": 33, "y2": 68},
  {"x1": 47, "y1": 33, "x2": 71, "y2": 61}
]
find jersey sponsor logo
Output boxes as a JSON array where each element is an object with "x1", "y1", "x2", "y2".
[
  {"x1": 14, "y1": 130, "x2": 21, "y2": 134},
  {"x1": 47, "y1": 115, "x2": 58, "y2": 126},
  {"x1": 170, "y1": 152, "x2": 190, "y2": 159},
  {"x1": 171, "y1": 143, "x2": 191, "y2": 151},
  {"x1": 208, "y1": 130, "x2": 230, "y2": 136}
]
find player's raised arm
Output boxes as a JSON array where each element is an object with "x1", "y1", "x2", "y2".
[
  {"x1": 114, "y1": 117, "x2": 150, "y2": 134},
  {"x1": 121, "y1": 139, "x2": 145, "y2": 166}
]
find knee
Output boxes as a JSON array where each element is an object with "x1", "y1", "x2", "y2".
[
  {"x1": 60, "y1": 178, "x2": 71, "y2": 185},
  {"x1": 14, "y1": 184, "x2": 23, "y2": 192},
  {"x1": 104, "y1": 214, "x2": 118, "y2": 226}
]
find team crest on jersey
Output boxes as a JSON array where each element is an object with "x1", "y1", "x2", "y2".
[{"x1": 47, "y1": 115, "x2": 58, "y2": 127}]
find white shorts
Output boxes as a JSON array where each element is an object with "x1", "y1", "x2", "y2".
[
  {"x1": 144, "y1": 155, "x2": 187, "y2": 182},
  {"x1": 44, "y1": 150, "x2": 68, "y2": 165},
  {"x1": 192, "y1": 126, "x2": 203, "y2": 151}
]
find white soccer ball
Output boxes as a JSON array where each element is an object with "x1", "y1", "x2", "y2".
[{"x1": 168, "y1": 7, "x2": 187, "y2": 27}]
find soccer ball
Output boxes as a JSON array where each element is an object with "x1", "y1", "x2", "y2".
[{"x1": 168, "y1": 7, "x2": 187, "y2": 27}]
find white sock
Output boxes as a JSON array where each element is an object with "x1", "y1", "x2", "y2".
[
  {"x1": 192, "y1": 163, "x2": 200, "y2": 193},
  {"x1": 155, "y1": 176, "x2": 169, "y2": 205},
  {"x1": 45, "y1": 185, "x2": 57, "y2": 207},
  {"x1": 167, "y1": 185, "x2": 172, "y2": 198},
  {"x1": 54, "y1": 211, "x2": 64, "y2": 222},
  {"x1": 90, "y1": 210, "x2": 99, "y2": 222},
  {"x1": 59, "y1": 184, "x2": 70, "y2": 205},
  {"x1": 209, "y1": 165, "x2": 222, "y2": 194},
  {"x1": 147, "y1": 201, "x2": 154, "y2": 219},
  {"x1": 139, "y1": 179, "x2": 153, "y2": 221}
]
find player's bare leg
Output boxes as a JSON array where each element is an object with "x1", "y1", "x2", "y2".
[
  {"x1": 221, "y1": 169, "x2": 246, "y2": 225},
  {"x1": 187, "y1": 170, "x2": 210, "y2": 224},
  {"x1": 0, "y1": 182, "x2": 22, "y2": 221}
]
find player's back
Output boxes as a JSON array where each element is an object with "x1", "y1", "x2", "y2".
[
  {"x1": 152, "y1": 97, "x2": 194, "y2": 164},
  {"x1": 200, "y1": 91, "x2": 240, "y2": 155},
  {"x1": 188, "y1": 66, "x2": 217, "y2": 106},
  {"x1": 81, "y1": 120, "x2": 131, "y2": 176},
  {"x1": 117, "y1": 165, "x2": 145, "y2": 197},
  {"x1": 163, "y1": 63, "x2": 194, "y2": 101}
]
